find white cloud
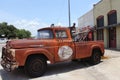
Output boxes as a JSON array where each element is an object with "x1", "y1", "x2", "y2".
[
  {"x1": 14, "y1": 21, "x2": 67, "y2": 35},
  {"x1": 12, "y1": 19, "x2": 49, "y2": 36},
  {"x1": 0, "y1": 10, "x2": 68, "y2": 37},
  {"x1": 13, "y1": 19, "x2": 69, "y2": 36},
  {"x1": 56, "y1": 22, "x2": 62, "y2": 26},
  {"x1": 0, "y1": 10, "x2": 49, "y2": 36}
]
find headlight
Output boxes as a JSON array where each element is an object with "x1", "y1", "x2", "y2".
[
  {"x1": 6, "y1": 49, "x2": 16, "y2": 61},
  {"x1": 10, "y1": 49, "x2": 15, "y2": 57}
]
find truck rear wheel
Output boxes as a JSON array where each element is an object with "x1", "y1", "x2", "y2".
[
  {"x1": 25, "y1": 56, "x2": 47, "y2": 77},
  {"x1": 90, "y1": 50, "x2": 101, "y2": 65}
]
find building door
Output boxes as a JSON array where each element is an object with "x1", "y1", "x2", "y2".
[{"x1": 109, "y1": 27, "x2": 116, "y2": 48}]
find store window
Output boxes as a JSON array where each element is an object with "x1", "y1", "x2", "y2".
[
  {"x1": 97, "y1": 16, "x2": 104, "y2": 27},
  {"x1": 97, "y1": 29, "x2": 104, "y2": 40},
  {"x1": 108, "y1": 10, "x2": 117, "y2": 25}
]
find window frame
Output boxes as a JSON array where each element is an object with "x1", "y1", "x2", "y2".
[
  {"x1": 37, "y1": 29, "x2": 54, "y2": 39},
  {"x1": 55, "y1": 30, "x2": 68, "y2": 39},
  {"x1": 96, "y1": 15, "x2": 104, "y2": 27},
  {"x1": 107, "y1": 10, "x2": 117, "y2": 25}
]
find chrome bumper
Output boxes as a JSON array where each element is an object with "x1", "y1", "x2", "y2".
[
  {"x1": 1, "y1": 58, "x2": 18, "y2": 72},
  {"x1": 1, "y1": 47, "x2": 18, "y2": 72}
]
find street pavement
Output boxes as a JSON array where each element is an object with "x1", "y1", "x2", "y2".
[{"x1": 0, "y1": 44, "x2": 120, "y2": 80}]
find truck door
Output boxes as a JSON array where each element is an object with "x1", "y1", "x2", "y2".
[{"x1": 55, "y1": 30, "x2": 74, "y2": 62}]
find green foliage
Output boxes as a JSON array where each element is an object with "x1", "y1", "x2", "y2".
[
  {"x1": 0, "y1": 22, "x2": 31, "y2": 39},
  {"x1": 16, "y1": 29, "x2": 31, "y2": 39}
]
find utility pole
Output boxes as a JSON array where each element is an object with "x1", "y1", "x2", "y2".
[{"x1": 68, "y1": 0, "x2": 71, "y2": 27}]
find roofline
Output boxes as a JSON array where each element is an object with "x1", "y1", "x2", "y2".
[
  {"x1": 37, "y1": 26, "x2": 69, "y2": 31},
  {"x1": 78, "y1": 9, "x2": 93, "y2": 20},
  {"x1": 93, "y1": 0, "x2": 103, "y2": 7}
]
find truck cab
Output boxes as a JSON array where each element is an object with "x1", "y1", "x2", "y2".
[{"x1": 1, "y1": 26, "x2": 104, "y2": 77}]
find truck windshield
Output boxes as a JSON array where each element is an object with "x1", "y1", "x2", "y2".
[{"x1": 37, "y1": 30, "x2": 53, "y2": 39}]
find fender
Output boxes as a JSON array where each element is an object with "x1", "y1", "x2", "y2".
[
  {"x1": 90, "y1": 44, "x2": 103, "y2": 56},
  {"x1": 16, "y1": 48, "x2": 54, "y2": 66}
]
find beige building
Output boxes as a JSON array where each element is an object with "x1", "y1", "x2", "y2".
[
  {"x1": 77, "y1": 10, "x2": 95, "y2": 41},
  {"x1": 93, "y1": 0, "x2": 120, "y2": 50},
  {"x1": 78, "y1": 9, "x2": 94, "y2": 28}
]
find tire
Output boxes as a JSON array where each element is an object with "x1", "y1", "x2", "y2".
[
  {"x1": 25, "y1": 56, "x2": 47, "y2": 77},
  {"x1": 90, "y1": 50, "x2": 101, "y2": 65},
  {"x1": 18, "y1": 66, "x2": 24, "y2": 70},
  {"x1": 72, "y1": 59, "x2": 78, "y2": 62}
]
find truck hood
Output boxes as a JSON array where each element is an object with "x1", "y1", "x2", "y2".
[{"x1": 7, "y1": 39, "x2": 48, "y2": 49}]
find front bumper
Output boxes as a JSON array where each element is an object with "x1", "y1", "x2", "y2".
[
  {"x1": 1, "y1": 47, "x2": 18, "y2": 72},
  {"x1": 1, "y1": 58, "x2": 18, "y2": 72}
]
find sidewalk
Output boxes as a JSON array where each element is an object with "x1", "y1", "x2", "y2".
[{"x1": 104, "y1": 49, "x2": 120, "y2": 58}]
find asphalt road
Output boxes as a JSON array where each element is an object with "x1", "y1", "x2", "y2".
[{"x1": 0, "y1": 44, "x2": 120, "y2": 80}]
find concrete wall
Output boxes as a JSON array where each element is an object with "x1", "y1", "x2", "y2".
[
  {"x1": 94, "y1": 31, "x2": 97, "y2": 41},
  {"x1": 104, "y1": 28, "x2": 109, "y2": 48},
  {"x1": 93, "y1": 0, "x2": 120, "y2": 49},
  {"x1": 78, "y1": 9, "x2": 94, "y2": 28},
  {"x1": 111, "y1": 0, "x2": 120, "y2": 23},
  {"x1": 93, "y1": 0, "x2": 120, "y2": 26},
  {"x1": 116, "y1": 26, "x2": 120, "y2": 49},
  {"x1": 93, "y1": 0, "x2": 111, "y2": 26},
  {"x1": 93, "y1": 0, "x2": 111, "y2": 48},
  {"x1": 78, "y1": 0, "x2": 120, "y2": 49}
]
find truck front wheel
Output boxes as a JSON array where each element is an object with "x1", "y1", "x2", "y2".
[
  {"x1": 25, "y1": 56, "x2": 47, "y2": 77},
  {"x1": 90, "y1": 50, "x2": 101, "y2": 65}
]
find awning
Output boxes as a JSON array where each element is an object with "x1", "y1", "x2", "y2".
[{"x1": 96, "y1": 23, "x2": 120, "y2": 30}]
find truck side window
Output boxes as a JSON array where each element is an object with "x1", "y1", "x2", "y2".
[
  {"x1": 55, "y1": 30, "x2": 68, "y2": 39},
  {"x1": 37, "y1": 30, "x2": 53, "y2": 39}
]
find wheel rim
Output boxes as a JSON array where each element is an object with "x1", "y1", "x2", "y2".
[
  {"x1": 30, "y1": 59, "x2": 43, "y2": 74},
  {"x1": 94, "y1": 53, "x2": 100, "y2": 63}
]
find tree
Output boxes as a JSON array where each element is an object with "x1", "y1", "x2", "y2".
[
  {"x1": 16, "y1": 29, "x2": 31, "y2": 39},
  {"x1": 0, "y1": 22, "x2": 10, "y2": 38},
  {"x1": 0, "y1": 22, "x2": 31, "y2": 39},
  {"x1": 7, "y1": 25, "x2": 17, "y2": 39},
  {"x1": 0, "y1": 22, "x2": 18, "y2": 39}
]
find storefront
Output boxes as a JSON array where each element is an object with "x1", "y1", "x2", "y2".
[
  {"x1": 93, "y1": 0, "x2": 120, "y2": 50},
  {"x1": 78, "y1": 0, "x2": 120, "y2": 50}
]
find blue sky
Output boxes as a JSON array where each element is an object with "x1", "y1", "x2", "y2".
[{"x1": 0, "y1": 0, "x2": 100, "y2": 36}]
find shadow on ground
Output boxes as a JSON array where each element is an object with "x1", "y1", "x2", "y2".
[
  {"x1": 0, "y1": 68, "x2": 29, "y2": 80},
  {"x1": 0, "y1": 61, "x2": 95, "y2": 80},
  {"x1": 45, "y1": 61, "x2": 91, "y2": 76}
]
